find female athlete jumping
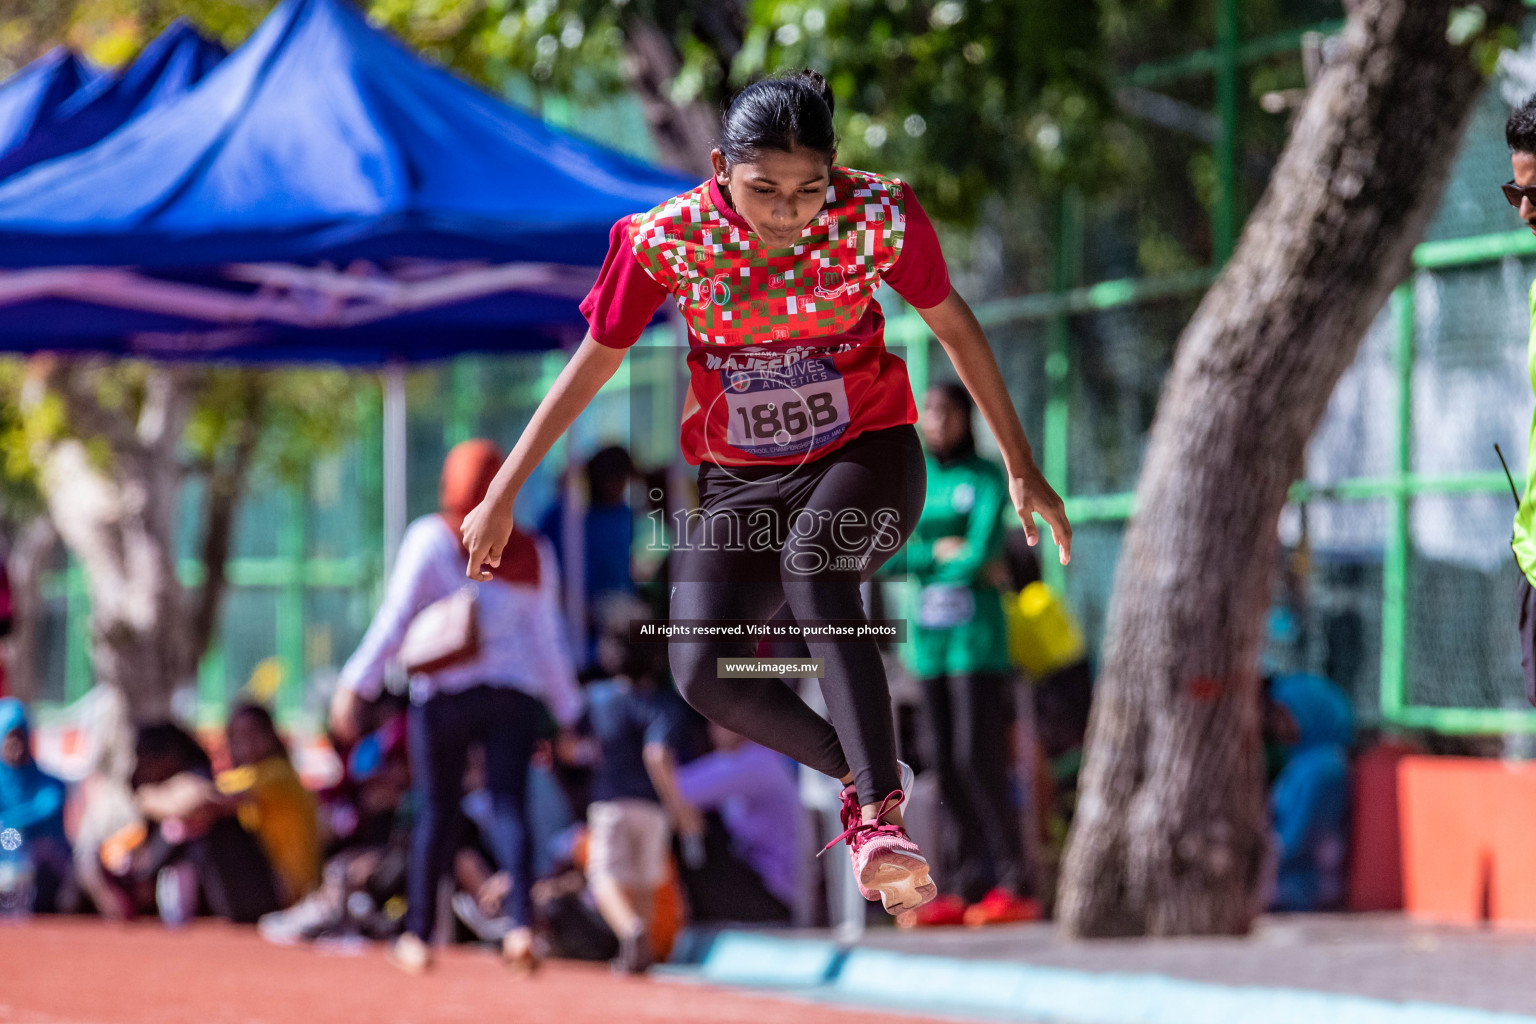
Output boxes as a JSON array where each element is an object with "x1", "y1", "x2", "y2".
[{"x1": 461, "y1": 70, "x2": 1072, "y2": 916}]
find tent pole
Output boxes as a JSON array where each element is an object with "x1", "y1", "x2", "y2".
[{"x1": 383, "y1": 360, "x2": 408, "y2": 578}]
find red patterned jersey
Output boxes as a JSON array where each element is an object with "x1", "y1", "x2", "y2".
[{"x1": 580, "y1": 166, "x2": 951, "y2": 467}]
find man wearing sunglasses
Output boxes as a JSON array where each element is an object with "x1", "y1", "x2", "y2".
[{"x1": 1506, "y1": 95, "x2": 1536, "y2": 707}]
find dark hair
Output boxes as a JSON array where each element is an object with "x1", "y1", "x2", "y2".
[
  {"x1": 587, "y1": 445, "x2": 634, "y2": 504},
  {"x1": 926, "y1": 380, "x2": 976, "y2": 460},
  {"x1": 1508, "y1": 94, "x2": 1536, "y2": 154},
  {"x1": 132, "y1": 721, "x2": 212, "y2": 788},
  {"x1": 720, "y1": 69, "x2": 837, "y2": 165},
  {"x1": 230, "y1": 702, "x2": 285, "y2": 747}
]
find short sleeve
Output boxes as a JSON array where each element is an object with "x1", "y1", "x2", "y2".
[
  {"x1": 580, "y1": 216, "x2": 671, "y2": 350},
  {"x1": 641, "y1": 693, "x2": 683, "y2": 749},
  {"x1": 883, "y1": 185, "x2": 952, "y2": 310}
]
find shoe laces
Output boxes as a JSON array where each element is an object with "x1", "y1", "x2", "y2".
[
  {"x1": 819, "y1": 790, "x2": 905, "y2": 857},
  {"x1": 837, "y1": 783, "x2": 860, "y2": 833}
]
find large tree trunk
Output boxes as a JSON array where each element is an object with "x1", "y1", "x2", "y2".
[
  {"x1": 4, "y1": 516, "x2": 56, "y2": 703},
  {"x1": 1057, "y1": 0, "x2": 1522, "y2": 938},
  {"x1": 22, "y1": 360, "x2": 198, "y2": 722}
]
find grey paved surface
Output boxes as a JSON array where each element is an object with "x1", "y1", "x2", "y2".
[{"x1": 786, "y1": 913, "x2": 1536, "y2": 1014}]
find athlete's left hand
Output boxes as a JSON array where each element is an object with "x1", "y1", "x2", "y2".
[{"x1": 1010, "y1": 465, "x2": 1072, "y2": 565}]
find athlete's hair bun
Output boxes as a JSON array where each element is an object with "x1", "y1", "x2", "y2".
[{"x1": 794, "y1": 68, "x2": 836, "y2": 118}]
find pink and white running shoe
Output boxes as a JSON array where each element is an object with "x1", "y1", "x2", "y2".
[{"x1": 826, "y1": 767, "x2": 936, "y2": 915}]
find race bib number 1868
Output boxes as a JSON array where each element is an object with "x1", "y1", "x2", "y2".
[{"x1": 723, "y1": 357, "x2": 851, "y2": 457}]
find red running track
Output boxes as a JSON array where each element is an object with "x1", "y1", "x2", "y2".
[{"x1": 0, "y1": 918, "x2": 961, "y2": 1024}]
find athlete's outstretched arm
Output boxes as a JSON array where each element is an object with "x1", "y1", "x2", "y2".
[
  {"x1": 915, "y1": 288, "x2": 1073, "y2": 564},
  {"x1": 461, "y1": 332, "x2": 627, "y2": 580}
]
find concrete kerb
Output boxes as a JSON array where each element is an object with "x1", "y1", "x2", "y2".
[{"x1": 664, "y1": 929, "x2": 1536, "y2": 1024}]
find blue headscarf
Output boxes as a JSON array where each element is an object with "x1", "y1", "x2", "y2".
[
  {"x1": 1270, "y1": 672, "x2": 1354, "y2": 752},
  {"x1": 1266, "y1": 674, "x2": 1352, "y2": 911},
  {"x1": 0, "y1": 698, "x2": 67, "y2": 843}
]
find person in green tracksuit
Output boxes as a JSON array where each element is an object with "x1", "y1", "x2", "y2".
[
  {"x1": 899, "y1": 382, "x2": 1035, "y2": 924},
  {"x1": 1507, "y1": 98, "x2": 1536, "y2": 706}
]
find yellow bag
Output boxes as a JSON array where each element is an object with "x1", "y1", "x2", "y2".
[{"x1": 1005, "y1": 581, "x2": 1086, "y2": 678}]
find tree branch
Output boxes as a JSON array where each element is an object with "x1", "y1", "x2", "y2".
[{"x1": 186, "y1": 371, "x2": 264, "y2": 667}]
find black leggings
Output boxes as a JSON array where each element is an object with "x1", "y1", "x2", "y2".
[
  {"x1": 668, "y1": 425, "x2": 925, "y2": 805},
  {"x1": 921, "y1": 672, "x2": 1026, "y2": 901}
]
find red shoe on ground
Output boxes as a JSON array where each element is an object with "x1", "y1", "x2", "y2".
[
  {"x1": 962, "y1": 888, "x2": 1043, "y2": 927},
  {"x1": 896, "y1": 893, "x2": 968, "y2": 928}
]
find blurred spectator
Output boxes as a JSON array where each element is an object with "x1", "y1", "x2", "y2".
[
  {"x1": 450, "y1": 743, "x2": 574, "y2": 943},
  {"x1": 216, "y1": 703, "x2": 321, "y2": 905},
  {"x1": 901, "y1": 382, "x2": 1036, "y2": 927},
  {"x1": 69, "y1": 685, "x2": 139, "y2": 919},
  {"x1": 259, "y1": 715, "x2": 412, "y2": 946},
  {"x1": 1000, "y1": 530, "x2": 1094, "y2": 869},
  {"x1": 319, "y1": 712, "x2": 410, "y2": 858},
  {"x1": 538, "y1": 445, "x2": 637, "y2": 667},
  {"x1": 673, "y1": 723, "x2": 802, "y2": 925},
  {"x1": 574, "y1": 609, "x2": 689, "y2": 973},
  {"x1": 330, "y1": 439, "x2": 581, "y2": 974},
  {"x1": 1263, "y1": 672, "x2": 1354, "y2": 912},
  {"x1": 112, "y1": 722, "x2": 282, "y2": 924},
  {"x1": 0, "y1": 697, "x2": 71, "y2": 912},
  {"x1": 529, "y1": 823, "x2": 685, "y2": 964}
]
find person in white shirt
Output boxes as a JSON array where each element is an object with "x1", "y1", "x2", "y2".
[{"x1": 330, "y1": 440, "x2": 580, "y2": 974}]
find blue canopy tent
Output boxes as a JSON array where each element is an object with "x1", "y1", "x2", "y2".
[
  {"x1": 0, "y1": 0, "x2": 694, "y2": 360},
  {"x1": 0, "y1": 0, "x2": 693, "y2": 621},
  {"x1": 0, "y1": 49, "x2": 101, "y2": 173},
  {"x1": 0, "y1": 21, "x2": 226, "y2": 181}
]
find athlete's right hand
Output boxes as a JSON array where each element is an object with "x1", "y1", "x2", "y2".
[{"x1": 461, "y1": 497, "x2": 514, "y2": 580}]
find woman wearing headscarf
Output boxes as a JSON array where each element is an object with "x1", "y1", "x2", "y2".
[
  {"x1": 0, "y1": 697, "x2": 71, "y2": 912},
  {"x1": 330, "y1": 440, "x2": 581, "y2": 973}
]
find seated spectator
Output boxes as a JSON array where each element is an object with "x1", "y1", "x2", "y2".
[
  {"x1": 452, "y1": 743, "x2": 573, "y2": 943},
  {"x1": 318, "y1": 712, "x2": 409, "y2": 858},
  {"x1": 259, "y1": 718, "x2": 411, "y2": 946},
  {"x1": 575, "y1": 621, "x2": 689, "y2": 974},
  {"x1": 68, "y1": 685, "x2": 139, "y2": 919},
  {"x1": 673, "y1": 724, "x2": 803, "y2": 925},
  {"x1": 108, "y1": 722, "x2": 282, "y2": 925},
  {"x1": 1264, "y1": 672, "x2": 1354, "y2": 912},
  {"x1": 216, "y1": 703, "x2": 321, "y2": 906},
  {"x1": 0, "y1": 698, "x2": 72, "y2": 912}
]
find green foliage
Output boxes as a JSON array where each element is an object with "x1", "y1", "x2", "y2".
[
  {"x1": 1448, "y1": 4, "x2": 1522, "y2": 77},
  {"x1": 184, "y1": 367, "x2": 358, "y2": 487},
  {"x1": 0, "y1": 361, "x2": 48, "y2": 523},
  {"x1": 742, "y1": 0, "x2": 1116, "y2": 223},
  {"x1": 0, "y1": 358, "x2": 358, "y2": 527}
]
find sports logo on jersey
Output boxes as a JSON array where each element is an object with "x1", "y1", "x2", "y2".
[
  {"x1": 814, "y1": 267, "x2": 849, "y2": 299},
  {"x1": 729, "y1": 371, "x2": 753, "y2": 392}
]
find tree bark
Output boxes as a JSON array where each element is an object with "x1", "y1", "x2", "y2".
[
  {"x1": 4, "y1": 516, "x2": 56, "y2": 704},
  {"x1": 1057, "y1": 0, "x2": 1522, "y2": 938},
  {"x1": 22, "y1": 359, "x2": 199, "y2": 722},
  {"x1": 620, "y1": 3, "x2": 745, "y2": 178},
  {"x1": 187, "y1": 371, "x2": 263, "y2": 667}
]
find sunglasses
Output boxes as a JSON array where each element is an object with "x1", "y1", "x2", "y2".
[{"x1": 1504, "y1": 180, "x2": 1536, "y2": 206}]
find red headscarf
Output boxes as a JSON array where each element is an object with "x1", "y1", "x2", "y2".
[{"x1": 440, "y1": 439, "x2": 539, "y2": 586}]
